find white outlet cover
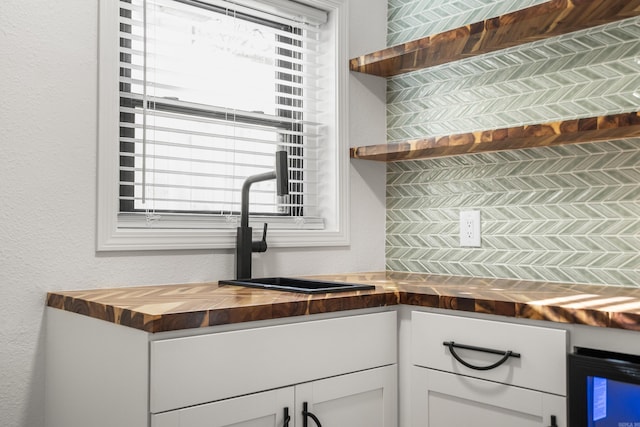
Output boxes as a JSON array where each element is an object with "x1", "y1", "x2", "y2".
[{"x1": 460, "y1": 210, "x2": 481, "y2": 247}]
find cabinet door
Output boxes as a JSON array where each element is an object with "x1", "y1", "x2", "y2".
[
  {"x1": 411, "y1": 367, "x2": 565, "y2": 427},
  {"x1": 152, "y1": 387, "x2": 294, "y2": 427},
  {"x1": 295, "y1": 365, "x2": 397, "y2": 427}
]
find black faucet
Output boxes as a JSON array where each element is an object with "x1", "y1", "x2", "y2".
[{"x1": 235, "y1": 150, "x2": 289, "y2": 279}]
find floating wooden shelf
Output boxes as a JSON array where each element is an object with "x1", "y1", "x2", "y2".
[
  {"x1": 350, "y1": 0, "x2": 640, "y2": 77},
  {"x1": 350, "y1": 112, "x2": 640, "y2": 162}
]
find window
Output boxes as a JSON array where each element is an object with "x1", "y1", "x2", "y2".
[{"x1": 97, "y1": 0, "x2": 349, "y2": 250}]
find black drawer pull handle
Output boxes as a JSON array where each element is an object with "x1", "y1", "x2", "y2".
[
  {"x1": 283, "y1": 407, "x2": 291, "y2": 427},
  {"x1": 443, "y1": 341, "x2": 521, "y2": 371}
]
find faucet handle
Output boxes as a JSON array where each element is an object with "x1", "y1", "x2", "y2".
[{"x1": 252, "y1": 223, "x2": 268, "y2": 253}]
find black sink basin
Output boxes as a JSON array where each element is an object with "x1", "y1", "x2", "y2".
[{"x1": 218, "y1": 277, "x2": 375, "y2": 294}]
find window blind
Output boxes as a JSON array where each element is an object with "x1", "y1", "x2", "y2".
[{"x1": 118, "y1": 0, "x2": 326, "y2": 226}]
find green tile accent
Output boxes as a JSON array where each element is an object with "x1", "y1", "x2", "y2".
[
  {"x1": 384, "y1": 1, "x2": 640, "y2": 287},
  {"x1": 387, "y1": 0, "x2": 548, "y2": 46},
  {"x1": 386, "y1": 18, "x2": 640, "y2": 141},
  {"x1": 386, "y1": 140, "x2": 640, "y2": 287}
]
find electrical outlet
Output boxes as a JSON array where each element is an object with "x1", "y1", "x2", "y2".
[{"x1": 460, "y1": 210, "x2": 481, "y2": 247}]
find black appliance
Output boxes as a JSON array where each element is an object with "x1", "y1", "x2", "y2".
[{"x1": 569, "y1": 347, "x2": 640, "y2": 426}]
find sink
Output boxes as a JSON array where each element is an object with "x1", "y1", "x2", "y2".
[{"x1": 218, "y1": 277, "x2": 375, "y2": 294}]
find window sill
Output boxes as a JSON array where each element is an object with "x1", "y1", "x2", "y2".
[{"x1": 97, "y1": 214, "x2": 348, "y2": 251}]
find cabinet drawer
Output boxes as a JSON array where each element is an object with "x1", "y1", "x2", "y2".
[
  {"x1": 150, "y1": 311, "x2": 397, "y2": 413},
  {"x1": 412, "y1": 312, "x2": 566, "y2": 395}
]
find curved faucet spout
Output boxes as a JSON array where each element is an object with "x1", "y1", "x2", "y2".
[
  {"x1": 240, "y1": 170, "x2": 276, "y2": 228},
  {"x1": 235, "y1": 151, "x2": 289, "y2": 279}
]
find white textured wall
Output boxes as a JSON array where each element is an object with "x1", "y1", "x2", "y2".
[{"x1": 0, "y1": 0, "x2": 387, "y2": 425}]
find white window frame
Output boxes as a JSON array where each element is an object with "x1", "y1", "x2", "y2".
[{"x1": 96, "y1": 0, "x2": 350, "y2": 251}]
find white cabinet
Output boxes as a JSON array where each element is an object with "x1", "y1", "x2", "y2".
[
  {"x1": 153, "y1": 364, "x2": 397, "y2": 427},
  {"x1": 295, "y1": 365, "x2": 397, "y2": 427},
  {"x1": 46, "y1": 303, "x2": 576, "y2": 427},
  {"x1": 152, "y1": 387, "x2": 294, "y2": 427},
  {"x1": 149, "y1": 310, "x2": 397, "y2": 413},
  {"x1": 410, "y1": 311, "x2": 567, "y2": 427},
  {"x1": 45, "y1": 308, "x2": 397, "y2": 427},
  {"x1": 411, "y1": 367, "x2": 565, "y2": 427}
]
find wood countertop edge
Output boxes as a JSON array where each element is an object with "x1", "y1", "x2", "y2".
[{"x1": 46, "y1": 274, "x2": 640, "y2": 333}]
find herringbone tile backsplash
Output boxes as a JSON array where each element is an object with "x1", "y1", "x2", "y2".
[
  {"x1": 385, "y1": 1, "x2": 640, "y2": 286},
  {"x1": 388, "y1": 0, "x2": 549, "y2": 47}
]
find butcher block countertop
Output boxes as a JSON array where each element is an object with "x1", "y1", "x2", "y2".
[{"x1": 46, "y1": 272, "x2": 640, "y2": 333}]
